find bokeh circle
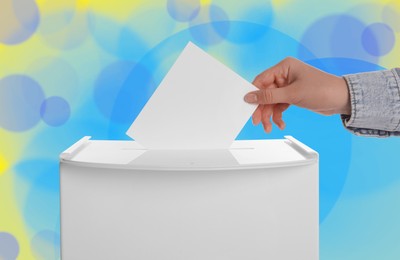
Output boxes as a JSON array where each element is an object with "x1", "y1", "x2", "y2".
[
  {"x1": 299, "y1": 14, "x2": 378, "y2": 64},
  {"x1": 0, "y1": 0, "x2": 40, "y2": 44},
  {"x1": 40, "y1": 96, "x2": 71, "y2": 127},
  {"x1": 0, "y1": 75, "x2": 45, "y2": 131},
  {"x1": 167, "y1": 0, "x2": 201, "y2": 22},
  {"x1": 361, "y1": 23, "x2": 395, "y2": 57},
  {"x1": 0, "y1": 232, "x2": 19, "y2": 260}
]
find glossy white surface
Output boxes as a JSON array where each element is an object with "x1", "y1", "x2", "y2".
[
  {"x1": 60, "y1": 137, "x2": 319, "y2": 260},
  {"x1": 68, "y1": 138, "x2": 315, "y2": 170}
]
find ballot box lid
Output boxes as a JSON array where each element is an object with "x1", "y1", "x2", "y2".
[{"x1": 60, "y1": 136, "x2": 318, "y2": 171}]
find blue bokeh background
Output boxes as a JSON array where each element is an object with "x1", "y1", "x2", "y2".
[{"x1": 1, "y1": 0, "x2": 400, "y2": 259}]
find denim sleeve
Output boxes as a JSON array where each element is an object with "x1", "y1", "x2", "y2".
[{"x1": 341, "y1": 68, "x2": 400, "y2": 137}]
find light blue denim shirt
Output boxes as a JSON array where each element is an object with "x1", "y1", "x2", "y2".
[{"x1": 341, "y1": 68, "x2": 400, "y2": 137}]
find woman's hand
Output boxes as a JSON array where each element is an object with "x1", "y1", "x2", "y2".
[{"x1": 244, "y1": 57, "x2": 351, "y2": 133}]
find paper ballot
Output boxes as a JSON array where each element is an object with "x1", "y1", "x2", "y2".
[{"x1": 126, "y1": 42, "x2": 258, "y2": 150}]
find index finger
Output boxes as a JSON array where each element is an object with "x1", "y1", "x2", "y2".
[
  {"x1": 252, "y1": 71, "x2": 276, "y2": 89},
  {"x1": 252, "y1": 65, "x2": 287, "y2": 90}
]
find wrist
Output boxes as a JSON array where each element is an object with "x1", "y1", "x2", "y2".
[{"x1": 336, "y1": 76, "x2": 351, "y2": 115}]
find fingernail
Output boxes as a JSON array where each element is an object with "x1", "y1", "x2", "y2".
[
  {"x1": 244, "y1": 93, "x2": 258, "y2": 103},
  {"x1": 264, "y1": 124, "x2": 272, "y2": 133}
]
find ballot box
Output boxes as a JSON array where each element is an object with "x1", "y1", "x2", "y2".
[{"x1": 59, "y1": 136, "x2": 318, "y2": 260}]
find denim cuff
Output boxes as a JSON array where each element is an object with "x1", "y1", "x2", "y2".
[{"x1": 341, "y1": 69, "x2": 400, "y2": 137}]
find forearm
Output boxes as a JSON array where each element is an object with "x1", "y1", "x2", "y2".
[{"x1": 341, "y1": 68, "x2": 400, "y2": 137}]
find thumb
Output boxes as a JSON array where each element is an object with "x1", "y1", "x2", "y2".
[{"x1": 244, "y1": 87, "x2": 292, "y2": 105}]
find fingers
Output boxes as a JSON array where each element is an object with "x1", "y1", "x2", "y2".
[
  {"x1": 253, "y1": 103, "x2": 289, "y2": 132},
  {"x1": 272, "y1": 103, "x2": 289, "y2": 130},
  {"x1": 261, "y1": 104, "x2": 273, "y2": 133},
  {"x1": 252, "y1": 71, "x2": 276, "y2": 89},
  {"x1": 248, "y1": 57, "x2": 302, "y2": 132},
  {"x1": 252, "y1": 105, "x2": 263, "y2": 125},
  {"x1": 250, "y1": 74, "x2": 289, "y2": 132},
  {"x1": 244, "y1": 87, "x2": 291, "y2": 105},
  {"x1": 268, "y1": 75, "x2": 289, "y2": 130},
  {"x1": 252, "y1": 57, "x2": 294, "y2": 89},
  {"x1": 275, "y1": 74, "x2": 287, "y2": 88}
]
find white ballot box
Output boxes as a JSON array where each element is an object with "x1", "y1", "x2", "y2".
[{"x1": 59, "y1": 136, "x2": 319, "y2": 260}]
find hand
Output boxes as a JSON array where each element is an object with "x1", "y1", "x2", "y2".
[{"x1": 244, "y1": 57, "x2": 351, "y2": 133}]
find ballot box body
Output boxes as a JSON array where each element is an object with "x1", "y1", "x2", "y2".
[{"x1": 59, "y1": 136, "x2": 319, "y2": 260}]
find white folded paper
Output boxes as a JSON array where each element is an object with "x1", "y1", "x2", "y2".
[{"x1": 126, "y1": 42, "x2": 258, "y2": 150}]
